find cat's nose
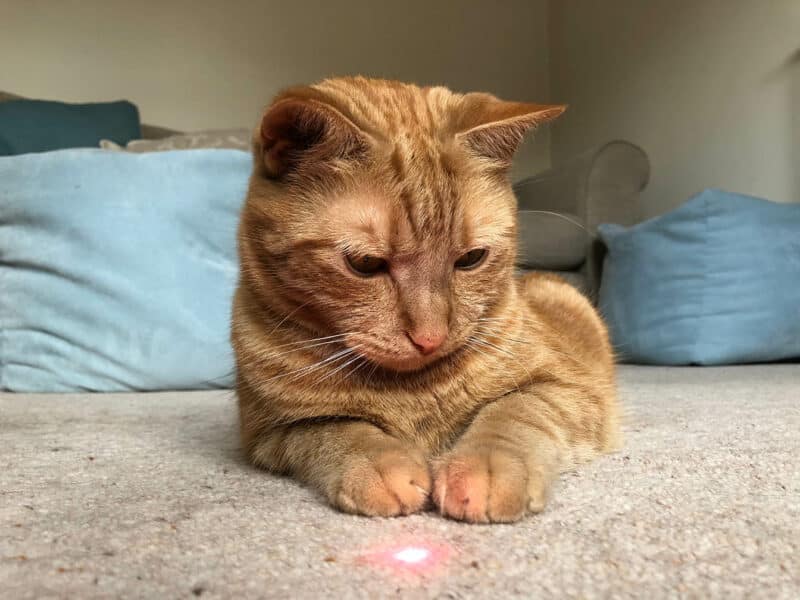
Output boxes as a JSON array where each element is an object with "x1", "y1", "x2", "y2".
[{"x1": 407, "y1": 329, "x2": 448, "y2": 355}]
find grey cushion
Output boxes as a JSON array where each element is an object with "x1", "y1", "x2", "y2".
[
  {"x1": 100, "y1": 129, "x2": 250, "y2": 152},
  {"x1": 140, "y1": 123, "x2": 183, "y2": 140},
  {"x1": 513, "y1": 140, "x2": 650, "y2": 301},
  {"x1": 517, "y1": 210, "x2": 587, "y2": 270}
]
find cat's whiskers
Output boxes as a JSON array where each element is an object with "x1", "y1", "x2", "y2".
[
  {"x1": 466, "y1": 337, "x2": 520, "y2": 394},
  {"x1": 468, "y1": 335, "x2": 517, "y2": 359},
  {"x1": 479, "y1": 320, "x2": 606, "y2": 375},
  {"x1": 285, "y1": 348, "x2": 362, "y2": 385},
  {"x1": 474, "y1": 325, "x2": 529, "y2": 345},
  {"x1": 470, "y1": 334, "x2": 534, "y2": 388},
  {"x1": 261, "y1": 337, "x2": 352, "y2": 361},
  {"x1": 463, "y1": 339, "x2": 490, "y2": 363},
  {"x1": 541, "y1": 345, "x2": 601, "y2": 375},
  {"x1": 251, "y1": 333, "x2": 350, "y2": 363},
  {"x1": 463, "y1": 339, "x2": 512, "y2": 394},
  {"x1": 338, "y1": 356, "x2": 370, "y2": 385},
  {"x1": 265, "y1": 332, "x2": 351, "y2": 352},
  {"x1": 476, "y1": 316, "x2": 525, "y2": 334},
  {"x1": 519, "y1": 210, "x2": 591, "y2": 235},
  {"x1": 364, "y1": 359, "x2": 382, "y2": 388},
  {"x1": 481, "y1": 327, "x2": 586, "y2": 375},
  {"x1": 267, "y1": 299, "x2": 314, "y2": 336},
  {"x1": 312, "y1": 349, "x2": 366, "y2": 386},
  {"x1": 478, "y1": 314, "x2": 535, "y2": 327},
  {"x1": 479, "y1": 313, "x2": 536, "y2": 325},
  {"x1": 265, "y1": 346, "x2": 358, "y2": 385}
]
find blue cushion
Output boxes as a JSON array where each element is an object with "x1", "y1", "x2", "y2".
[
  {"x1": 599, "y1": 189, "x2": 800, "y2": 365},
  {"x1": 0, "y1": 99, "x2": 141, "y2": 155},
  {"x1": 0, "y1": 149, "x2": 249, "y2": 391}
]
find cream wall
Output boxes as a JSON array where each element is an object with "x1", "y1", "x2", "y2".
[
  {"x1": 1, "y1": 0, "x2": 552, "y2": 180},
  {"x1": 550, "y1": 1, "x2": 800, "y2": 217}
]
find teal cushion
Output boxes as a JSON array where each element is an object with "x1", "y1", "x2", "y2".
[
  {"x1": 0, "y1": 99, "x2": 141, "y2": 155},
  {"x1": 0, "y1": 149, "x2": 249, "y2": 391},
  {"x1": 599, "y1": 189, "x2": 800, "y2": 365}
]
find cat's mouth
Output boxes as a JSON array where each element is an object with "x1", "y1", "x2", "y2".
[{"x1": 353, "y1": 342, "x2": 450, "y2": 373}]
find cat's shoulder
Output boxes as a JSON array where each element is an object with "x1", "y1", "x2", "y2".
[
  {"x1": 516, "y1": 271, "x2": 605, "y2": 336},
  {"x1": 515, "y1": 271, "x2": 613, "y2": 367},
  {"x1": 517, "y1": 271, "x2": 588, "y2": 306}
]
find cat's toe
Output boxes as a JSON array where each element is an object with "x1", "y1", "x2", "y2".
[
  {"x1": 433, "y1": 454, "x2": 490, "y2": 523},
  {"x1": 334, "y1": 449, "x2": 431, "y2": 517},
  {"x1": 433, "y1": 449, "x2": 530, "y2": 523},
  {"x1": 526, "y1": 470, "x2": 548, "y2": 514}
]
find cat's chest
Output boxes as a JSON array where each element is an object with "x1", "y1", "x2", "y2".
[
  {"x1": 391, "y1": 384, "x2": 481, "y2": 452},
  {"x1": 346, "y1": 360, "x2": 518, "y2": 453}
]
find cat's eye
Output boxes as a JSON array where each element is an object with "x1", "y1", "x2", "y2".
[
  {"x1": 454, "y1": 248, "x2": 488, "y2": 270},
  {"x1": 345, "y1": 254, "x2": 388, "y2": 276}
]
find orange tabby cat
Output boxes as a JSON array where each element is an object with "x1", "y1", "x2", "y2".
[{"x1": 232, "y1": 77, "x2": 620, "y2": 523}]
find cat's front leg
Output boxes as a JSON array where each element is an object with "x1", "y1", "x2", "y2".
[
  {"x1": 433, "y1": 387, "x2": 568, "y2": 523},
  {"x1": 249, "y1": 420, "x2": 431, "y2": 517}
]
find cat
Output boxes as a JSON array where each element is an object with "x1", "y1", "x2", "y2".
[{"x1": 232, "y1": 77, "x2": 621, "y2": 523}]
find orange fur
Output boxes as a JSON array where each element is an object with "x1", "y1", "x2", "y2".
[{"x1": 232, "y1": 77, "x2": 619, "y2": 522}]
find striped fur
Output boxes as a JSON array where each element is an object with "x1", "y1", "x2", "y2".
[{"x1": 232, "y1": 77, "x2": 620, "y2": 522}]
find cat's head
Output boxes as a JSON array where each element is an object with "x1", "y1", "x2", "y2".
[{"x1": 239, "y1": 77, "x2": 564, "y2": 372}]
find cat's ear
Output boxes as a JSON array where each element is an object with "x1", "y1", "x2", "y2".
[
  {"x1": 455, "y1": 94, "x2": 566, "y2": 169},
  {"x1": 255, "y1": 89, "x2": 368, "y2": 179}
]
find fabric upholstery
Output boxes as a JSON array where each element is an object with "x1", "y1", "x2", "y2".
[
  {"x1": 0, "y1": 89, "x2": 179, "y2": 143},
  {"x1": 513, "y1": 141, "x2": 650, "y2": 300},
  {"x1": 0, "y1": 149, "x2": 249, "y2": 391},
  {"x1": 599, "y1": 189, "x2": 800, "y2": 365},
  {"x1": 516, "y1": 211, "x2": 586, "y2": 270},
  {"x1": 101, "y1": 129, "x2": 250, "y2": 152},
  {"x1": 0, "y1": 99, "x2": 141, "y2": 155}
]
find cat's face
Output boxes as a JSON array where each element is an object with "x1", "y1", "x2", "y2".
[
  {"x1": 239, "y1": 78, "x2": 564, "y2": 372},
  {"x1": 251, "y1": 171, "x2": 518, "y2": 373}
]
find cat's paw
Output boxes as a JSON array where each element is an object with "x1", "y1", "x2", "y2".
[
  {"x1": 433, "y1": 448, "x2": 548, "y2": 523},
  {"x1": 332, "y1": 448, "x2": 431, "y2": 517}
]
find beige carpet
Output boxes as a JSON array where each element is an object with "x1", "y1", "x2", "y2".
[{"x1": 1, "y1": 365, "x2": 799, "y2": 599}]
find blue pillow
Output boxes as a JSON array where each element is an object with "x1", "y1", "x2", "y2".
[
  {"x1": 599, "y1": 189, "x2": 800, "y2": 365},
  {"x1": 0, "y1": 148, "x2": 249, "y2": 391},
  {"x1": 0, "y1": 99, "x2": 141, "y2": 155}
]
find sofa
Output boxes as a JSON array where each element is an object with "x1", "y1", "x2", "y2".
[{"x1": 513, "y1": 140, "x2": 650, "y2": 301}]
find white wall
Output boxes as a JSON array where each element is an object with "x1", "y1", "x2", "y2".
[
  {"x1": 1, "y1": 0, "x2": 552, "y2": 180},
  {"x1": 550, "y1": 1, "x2": 800, "y2": 217}
]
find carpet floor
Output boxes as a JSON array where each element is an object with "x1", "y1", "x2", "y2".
[{"x1": 1, "y1": 365, "x2": 799, "y2": 599}]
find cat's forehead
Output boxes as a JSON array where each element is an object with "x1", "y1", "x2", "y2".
[
  {"x1": 320, "y1": 183, "x2": 514, "y2": 257},
  {"x1": 303, "y1": 79, "x2": 517, "y2": 253},
  {"x1": 315, "y1": 78, "x2": 456, "y2": 134}
]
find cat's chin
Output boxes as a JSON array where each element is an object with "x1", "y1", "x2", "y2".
[{"x1": 361, "y1": 351, "x2": 447, "y2": 374}]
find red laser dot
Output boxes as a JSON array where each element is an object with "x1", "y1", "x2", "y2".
[{"x1": 393, "y1": 547, "x2": 430, "y2": 564}]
